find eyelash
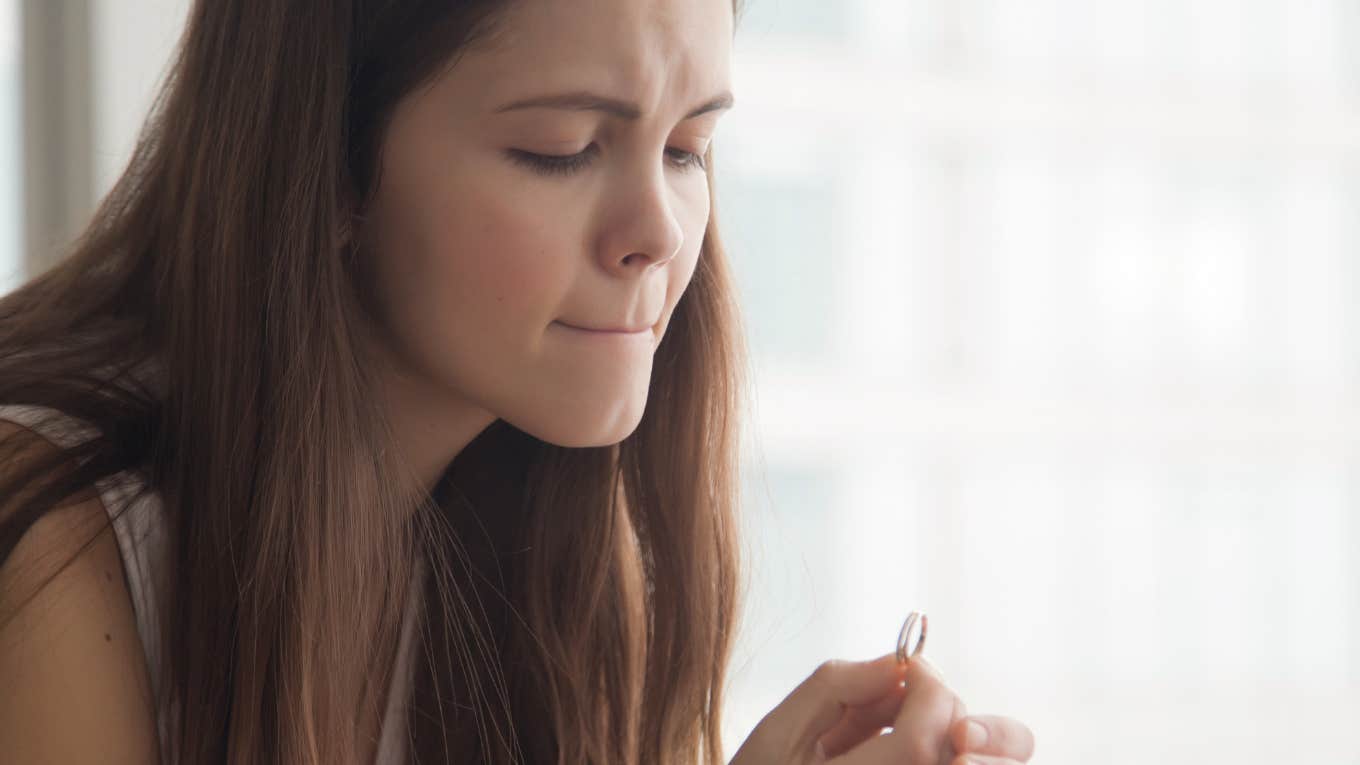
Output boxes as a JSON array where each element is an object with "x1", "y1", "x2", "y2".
[{"x1": 507, "y1": 144, "x2": 708, "y2": 177}]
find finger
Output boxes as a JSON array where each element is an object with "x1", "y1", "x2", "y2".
[
  {"x1": 773, "y1": 652, "x2": 908, "y2": 743},
  {"x1": 828, "y1": 698, "x2": 960, "y2": 765},
  {"x1": 948, "y1": 755, "x2": 1025, "y2": 765},
  {"x1": 949, "y1": 715, "x2": 1036, "y2": 761},
  {"x1": 816, "y1": 678, "x2": 907, "y2": 759},
  {"x1": 891, "y1": 657, "x2": 965, "y2": 763},
  {"x1": 834, "y1": 658, "x2": 963, "y2": 765}
]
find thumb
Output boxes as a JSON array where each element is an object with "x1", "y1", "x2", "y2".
[{"x1": 777, "y1": 653, "x2": 908, "y2": 739}]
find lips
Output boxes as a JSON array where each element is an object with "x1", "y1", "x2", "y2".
[{"x1": 556, "y1": 320, "x2": 653, "y2": 333}]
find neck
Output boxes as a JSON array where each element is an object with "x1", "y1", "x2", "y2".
[{"x1": 371, "y1": 345, "x2": 498, "y2": 497}]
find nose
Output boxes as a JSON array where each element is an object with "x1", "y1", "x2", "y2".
[{"x1": 597, "y1": 163, "x2": 685, "y2": 275}]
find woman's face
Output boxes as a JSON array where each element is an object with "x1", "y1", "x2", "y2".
[{"x1": 362, "y1": 0, "x2": 734, "y2": 449}]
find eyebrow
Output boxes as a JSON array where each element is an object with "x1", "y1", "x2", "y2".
[{"x1": 494, "y1": 90, "x2": 735, "y2": 121}]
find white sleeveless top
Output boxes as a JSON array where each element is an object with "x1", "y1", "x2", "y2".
[{"x1": 0, "y1": 403, "x2": 423, "y2": 765}]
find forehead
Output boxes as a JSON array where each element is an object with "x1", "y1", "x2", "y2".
[{"x1": 450, "y1": 0, "x2": 733, "y2": 114}]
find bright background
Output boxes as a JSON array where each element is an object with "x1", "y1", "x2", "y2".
[
  {"x1": 5, "y1": 2, "x2": 1359, "y2": 763},
  {"x1": 0, "y1": 0, "x2": 18, "y2": 293}
]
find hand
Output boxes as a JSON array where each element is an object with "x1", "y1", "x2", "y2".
[{"x1": 728, "y1": 652, "x2": 1035, "y2": 765}]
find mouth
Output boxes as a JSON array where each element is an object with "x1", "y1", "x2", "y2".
[{"x1": 553, "y1": 320, "x2": 653, "y2": 336}]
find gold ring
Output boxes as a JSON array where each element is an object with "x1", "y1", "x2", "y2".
[{"x1": 896, "y1": 611, "x2": 927, "y2": 664}]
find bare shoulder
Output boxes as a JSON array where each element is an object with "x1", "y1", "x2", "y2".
[{"x1": 0, "y1": 419, "x2": 162, "y2": 765}]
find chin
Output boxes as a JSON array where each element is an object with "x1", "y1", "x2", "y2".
[{"x1": 506, "y1": 402, "x2": 646, "y2": 450}]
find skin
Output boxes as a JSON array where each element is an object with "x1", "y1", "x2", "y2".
[
  {"x1": 731, "y1": 654, "x2": 1038, "y2": 765},
  {"x1": 361, "y1": 0, "x2": 730, "y2": 492},
  {"x1": 360, "y1": 0, "x2": 1036, "y2": 761}
]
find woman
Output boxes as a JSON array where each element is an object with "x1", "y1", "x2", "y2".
[{"x1": 0, "y1": 0, "x2": 1035, "y2": 763}]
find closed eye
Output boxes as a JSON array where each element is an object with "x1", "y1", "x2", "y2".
[{"x1": 505, "y1": 144, "x2": 708, "y2": 177}]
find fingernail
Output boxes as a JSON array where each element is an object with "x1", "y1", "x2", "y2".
[{"x1": 964, "y1": 720, "x2": 988, "y2": 749}]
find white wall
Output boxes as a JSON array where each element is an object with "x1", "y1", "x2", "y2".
[
  {"x1": 719, "y1": 2, "x2": 1360, "y2": 764},
  {"x1": 0, "y1": 0, "x2": 21, "y2": 293},
  {"x1": 90, "y1": 0, "x2": 189, "y2": 199}
]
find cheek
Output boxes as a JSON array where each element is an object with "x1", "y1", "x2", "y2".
[
  {"x1": 665, "y1": 193, "x2": 709, "y2": 308},
  {"x1": 384, "y1": 183, "x2": 569, "y2": 346},
  {"x1": 439, "y1": 211, "x2": 562, "y2": 328},
  {"x1": 371, "y1": 186, "x2": 574, "y2": 408}
]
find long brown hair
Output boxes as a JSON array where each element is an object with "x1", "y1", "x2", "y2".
[{"x1": 0, "y1": 1, "x2": 751, "y2": 762}]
